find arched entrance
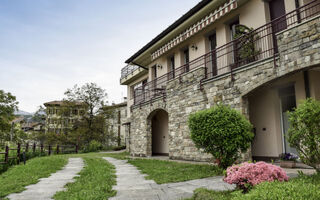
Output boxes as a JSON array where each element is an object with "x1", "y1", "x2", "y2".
[
  {"x1": 149, "y1": 109, "x2": 169, "y2": 156},
  {"x1": 246, "y1": 68, "x2": 320, "y2": 161}
]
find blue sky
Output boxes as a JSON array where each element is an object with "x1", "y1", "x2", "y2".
[{"x1": 0, "y1": 0, "x2": 200, "y2": 113}]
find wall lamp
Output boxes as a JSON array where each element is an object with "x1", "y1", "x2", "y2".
[{"x1": 191, "y1": 44, "x2": 198, "y2": 51}]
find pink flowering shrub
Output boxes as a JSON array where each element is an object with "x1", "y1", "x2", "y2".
[{"x1": 224, "y1": 161, "x2": 289, "y2": 193}]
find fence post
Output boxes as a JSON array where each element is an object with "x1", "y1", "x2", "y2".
[
  {"x1": 26, "y1": 143, "x2": 29, "y2": 152},
  {"x1": 5, "y1": 146, "x2": 9, "y2": 163},
  {"x1": 33, "y1": 143, "x2": 36, "y2": 153},
  {"x1": 56, "y1": 145, "x2": 59, "y2": 154},
  {"x1": 40, "y1": 144, "x2": 44, "y2": 154},
  {"x1": 48, "y1": 145, "x2": 52, "y2": 155},
  {"x1": 17, "y1": 143, "x2": 21, "y2": 164},
  {"x1": 75, "y1": 145, "x2": 78, "y2": 154}
]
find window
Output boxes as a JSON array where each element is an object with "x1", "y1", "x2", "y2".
[
  {"x1": 229, "y1": 19, "x2": 240, "y2": 67},
  {"x1": 130, "y1": 80, "x2": 147, "y2": 100},
  {"x1": 229, "y1": 20, "x2": 239, "y2": 41},
  {"x1": 72, "y1": 109, "x2": 78, "y2": 115},
  {"x1": 183, "y1": 48, "x2": 189, "y2": 72},
  {"x1": 152, "y1": 65, "x2": 157, "y2": 80},
  {"x1": 168, "y1": 55, "x2": 175, "y2": 79},
  {"x1": 208, "y1": 33, "x2": 217, "y2": 76}
]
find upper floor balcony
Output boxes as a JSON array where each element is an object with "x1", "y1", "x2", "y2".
[
  {"x1": 120, "y1": 64, "x2": 148, "y2": 85},
  {"x1": 133, "y1": 0, "x2": 320, "y2": 107}
]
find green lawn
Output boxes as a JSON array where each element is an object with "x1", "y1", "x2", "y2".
[
  {"x1": 128, "y1": 159, "x2": 223, "y2": 184},
  {"x1": 54, "y1": 156, "x2": 116, "y2": 200},
  {"x1": 0, "y1": 155, "x2": 67, "y2": 198},
  {"x1": 187, "y1": 173, "x2": 320, "y2": 200},
  {"x1": 0, "y1": 151, "x2": 224, "y2": 199}
]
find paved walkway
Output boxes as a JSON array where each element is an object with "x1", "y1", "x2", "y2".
[
  {"x1": 103, "y1": 157, "x2": 235, "y2": 200},
  {"x1": 7, "y1": 158, "x2": 84, "y2": 200}
]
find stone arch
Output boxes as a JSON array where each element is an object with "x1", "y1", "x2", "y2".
[
  {"x1": 240, "y1": 65, "x2": 320, "y2": 161},
  {"x1": 146, "y1": 108, "x2": 169, "y2": 156}
]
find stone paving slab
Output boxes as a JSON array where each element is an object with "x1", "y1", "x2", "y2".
[
  {"x1": 7, "y1": 158, "x2": 84, "y2": 200},
  {"x1": 103, "y1": 157, "x2": 235, "y2": 200}
]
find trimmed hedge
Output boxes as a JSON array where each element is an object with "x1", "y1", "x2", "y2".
[{"x1": 188, "y1": 104, "x2": 254, "y2": 168}]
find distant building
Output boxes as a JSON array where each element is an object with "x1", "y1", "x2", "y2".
[
  {"x1": 104, "y1": 100, "x2": 127, "y2": 147},
  {"x1": 44, "y1": 100, "x2": 86, "y2": 134}
]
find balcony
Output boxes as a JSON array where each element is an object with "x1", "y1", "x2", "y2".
[
  {"x1": 120, "y1": 64, "x2": 148, "y2": 85},
  {"x1": 133, "y1": 0, "x2": 320, "y2": 106}
]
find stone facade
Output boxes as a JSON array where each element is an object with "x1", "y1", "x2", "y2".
[
  {"x1": 128, "y1": 16, "x2": 320, "y2": 161},
  {"x1": 105, "y1": 102, "x2": 128, "y2": 146}
]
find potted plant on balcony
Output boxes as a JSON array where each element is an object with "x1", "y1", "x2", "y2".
[
  {"x1": 233, "y1": 24, "x2": 261, "y2": 67},
  {"x1": 279, "y1": 153, "x2": 299, "y2": 168}
]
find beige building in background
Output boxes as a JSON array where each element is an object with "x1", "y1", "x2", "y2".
[
  {"x1": 44, "y1": 101, "x2": 86, "y2": 134},
  {"x1": 120, "y1": 0, "x2": 320, "y2": 161}
]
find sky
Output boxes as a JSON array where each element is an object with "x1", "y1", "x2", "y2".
[{"x1": 0, "y1": 0, "x2": 200, "y2": 113}]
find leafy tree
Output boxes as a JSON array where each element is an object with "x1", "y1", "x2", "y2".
[
  {"x1": 0, "y1": 90, "x2": 18, "y2": 144},
  {"x1": 288, "y1": 98, "x2": 320, "y2": 173},
  {"x1": 32, "y1": 105, "x2": 46, "y2": 123},
  {"x1": 188, "y1": 104, "x2": 254, "y2": 169},
  {"x1": 64, "y1": 83, "x2": 111, "y2": 146}
]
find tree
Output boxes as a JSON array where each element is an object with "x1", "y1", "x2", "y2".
[
  {"x1": 32, "y1": 105, "x2": 46, "y2": 122},
  {"x1": 188, "y1": 104, "x2": 254, "y2": 169},
  {"x1": 64, "y1": 83, "x2": 109, "y2": 146},
  {"x1": 288, "y1": 98, "x2": 320, "y2": 173},
  {"x1": 0, "y1": 90, "x2": 18, "y2": 144}
]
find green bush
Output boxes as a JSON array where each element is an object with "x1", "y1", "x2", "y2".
[
  {"x1": 188, "y1": 173, "x2": 320, "y2": 200},
  {"x1": 112, "y1": 145, "x2": 126, "y2": 151},
  {"x1": 84, "y1": 140, "x2": 102, "y2": 153},
  {"x1": 233, "y1": 173, "x2": 320, "y2": 200},
  {"x1": 188, "y1": 104, "x2": 254, "y2": 169},
  {"x1": 288, "y1": 98, "x2": 320, "y2": 172}
]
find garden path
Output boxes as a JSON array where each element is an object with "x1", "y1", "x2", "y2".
[
  {"x1": 7, "y1": 157, "x2": 84, "y2": 200},
  {"x1": 104, "y1": 157, "x2": 235, "y2": 200}
]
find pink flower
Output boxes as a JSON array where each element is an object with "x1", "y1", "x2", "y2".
[{"x1": 224, "y1": 162, "x2": 288, "y2": 190}]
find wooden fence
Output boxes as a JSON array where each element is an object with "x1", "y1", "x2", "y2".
[{"x1": 0, "y1": 143, "x2": 78, "y2": 165}]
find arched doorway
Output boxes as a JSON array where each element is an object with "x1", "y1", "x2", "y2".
[
  {"x1": 150, "y1": 109, "x2": 169, "y2": 156},
  {"x1": 246, "y1": 68, "x2": 320, "y2": 161}
]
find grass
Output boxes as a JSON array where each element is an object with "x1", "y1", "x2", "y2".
[
  {"x1": 54, "y1": 156, "x2": 116, "y2": 200},
  {"x1": 1, "y1": 150, "x2": 224, "y2": 199},
  {"x1": 0, "y1": 155, "x2": 67, "y2": 198},
  {"x1": 128, "y1": 159, "x2": 223, "y2": 184},
  {"x1": 187, "y1": 173, "x2": 320, "y2": 200},
  {"x1": 186, "y1": 188, "x2": 233, "y2": 200}
]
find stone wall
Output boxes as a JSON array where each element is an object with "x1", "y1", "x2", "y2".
[{"x1": 129, "y1": 16, "x2": 320, "y2": 161}]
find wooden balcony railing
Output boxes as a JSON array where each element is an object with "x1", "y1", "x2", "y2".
[{"x1": 133, "y1": 0, "x2": 320, "y2": 106}]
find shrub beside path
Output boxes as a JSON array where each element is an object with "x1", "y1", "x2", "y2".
[
  {"x1": 104, "y1": 157, "x2": 235, "y2": 200},
  {"x1": 7, "y1": 158, "x2": 84, "y2": 200}
]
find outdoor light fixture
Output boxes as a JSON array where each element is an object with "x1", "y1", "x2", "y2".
[
  {"x1": 191, "y1": 44, "x2": 198, "y2": 51},
  {"x1": 157, "y1": 64, "x2": 163, "y2": 69}
]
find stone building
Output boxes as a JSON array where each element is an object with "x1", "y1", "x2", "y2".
[
  {"x1": 44, "y1": 101, "x2": 86, "y2": 134},
  {"x1": 104, "y1": 101, "x2": 128, "y2": 147},
  {"x1": 120, "y1": 0, "x2": 320, "y2": 161}
]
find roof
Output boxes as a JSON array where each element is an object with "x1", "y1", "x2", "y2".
[
  {"x1": 125, "y1": 0, "x2": 212, "y2": 64},
  {"x1": 44, "y1": 100, "x2": 85, "y2": 107}
]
